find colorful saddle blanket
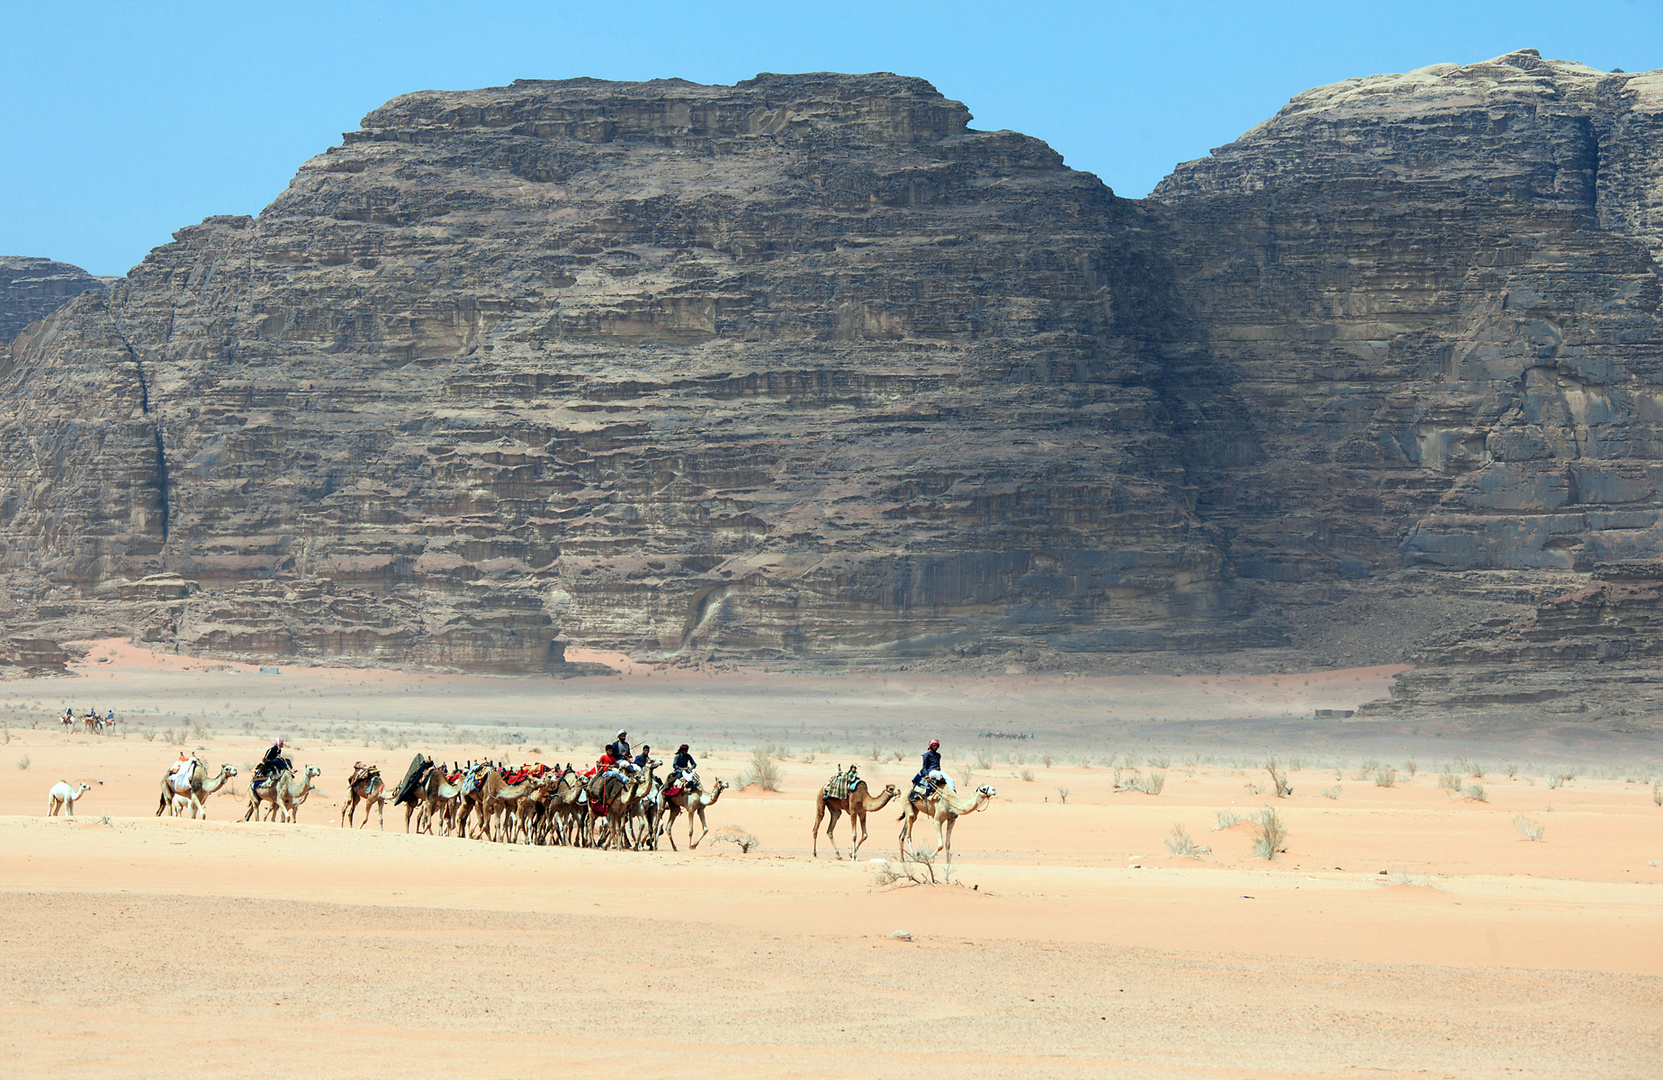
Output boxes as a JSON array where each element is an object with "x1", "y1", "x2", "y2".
[{"x1": 822, "y1": 766, "x2": 861, "y2": 802}]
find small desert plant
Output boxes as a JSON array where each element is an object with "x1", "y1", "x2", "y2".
[
  {"x1": 1503, "y1": 762, "x2": 1518, "y2": 778},
  {"x1": 1056, "y1": 787, "x2": 1070, "y2": 804},
  {"x1": 713, "y1": 826, "x2": 758, "y2": 853},
  {"x1": 15, "y1": 754, "x2": 29, "y2": 770},
  {"x1": 1438, "y1": 768, "x2": 1461, "y2": 792},
  {"x1": 973, "y1": 747, "x2": 992, "y2": 769},
  {"x1": 1373, "y1": 766, "x2": 1397, "y2": 788},
  {"x1": 1266, "y1": 758, "x2": 1293, "y2": 797},
  {"x1": 1514, "y1": 815, "x2": 1545, "y2": 841},
  {"x1": 1404, "y1": 760, "x2": 1418, "y2": 777},
  {"x1": 1458, "y1": 757, "x2": 1484, "y2": 779},
  {"x1": 1319, "y1": 785, "x2": 1341, "y2": 799},
  {"x1": 1139, "y1": 771, "x2": 1166, "y2": 795},
  {"x1": 1252, "y1": 806, "x2": 1287, "y2": 859},
  {"x1": 957, "y1": 765, "x2": 977, "y2": 790},
  {"x1": 868, "y1": 745, "x2": 882, "y2": 762},
  {"x1": 1213, "y1": 809, "x2": 1243, "y2": 830},
  {"x1": 1547, "y1": 773, "x2": 1565, "y2": 789},
  {"x1": 1146, "y1": 755, "x2": 1170, "y2": 769},
  {"x1": 1653, "y1": 781, "x2": 1661, "y2": 807},
  {"x1": 1164, "y1": 824, "x2": 1211, "y2": 859},
  {"x1": 1019, "y1": 768, "x2": 1035, "y2": 782},
  {"x1": 1464, "y1": 782, "x2": 1487, "y2": 802},
  {"x1": 1287, "y1": 756, "x2": 1303, "y2": 772},
  {"x1": 1041, "y1": 754, "x2": 1053, "y2": 768},
  {"x1": 739, "y1": 747, "x2": 782, "y2": 792}
]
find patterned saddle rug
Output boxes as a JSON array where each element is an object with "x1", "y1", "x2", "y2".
[{"x1": 822, "y1": 766, "x2": 861, "y2": 802}]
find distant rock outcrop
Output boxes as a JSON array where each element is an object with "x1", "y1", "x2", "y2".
[
  {"x1": 0, "y1": 257, "x2": 116, "y2": 344},
  {"x1": 0, "y1": 53, "x2": 1658, "y2": 709}
]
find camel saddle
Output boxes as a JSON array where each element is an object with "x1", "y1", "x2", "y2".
[
  {"x1": 822, "y1": 765, "x2": 861, "y2": 802},
  {"x1": 348, "y1": 762, "x2": 379, "y2": 788},
  {"x1": 392, "y1": 754, "x2": 431, "y2": 805}
]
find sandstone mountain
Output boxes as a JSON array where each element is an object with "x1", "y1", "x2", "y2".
[
  {"x1": 0, "y1": 257, "x2": 116, "y2": 345},
  {"x1": 1, "y1": 52, "x2": 1659, "y2": 717}
]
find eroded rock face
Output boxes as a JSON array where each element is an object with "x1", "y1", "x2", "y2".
[
  {"x1": 0, "y1": 257, "x2": 116, "y2": 345},
  {"x1": 1, "y1": 55, "x2": 1660, "y2": 695}
]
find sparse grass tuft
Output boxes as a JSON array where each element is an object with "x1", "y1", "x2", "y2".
[
  {"x1": 973, "y1": 747, "x2": 992, "y2": 769},
  {"x1": 15, "y1": 755, "x2": 29, "y2": 771},
  {"x1": 1547, "y1": 773, "x2": 1565, "y2": 789},
  {"x1": 1503, "y1": 762, "x2": 1518, "y2": 778},
  {"x1": 1373, "y1": 766, "x2": 1397, "y2": 788},
  {"x1": 1212, "y1": 809, "x2": 1243, "y2": 831},
  {"x1": 1438, "y1": 768, "x2": 1461, "y2": 792},
  {"x1": 1164, "y1": 824, "x2": 1211, "y2": 859},
  {"x1": 1319, "y1": 785, "x2": 1341, "y2": 799},
  {"x1": 1252, "y1": 806, "x2": 1287, "y2": 859},
  {"x1": 1464, "y1": 782, "x2": 1487, "y2": 802},
  {"x1": 1404, "y1": 760, "x2": 1418, "y2": 777},
  {"x1": 1056, "y1": 787, "x2": 1070, "y2": 804},
  {"x1": 1019, "y1": 768, "x2": 1035, "y2": 782},
  {"x1": 1146, "y1": 755, "x2": 1170, "y2": 769},
  {"x1": 1514, "y1": 815, "x2": 1545, "y2": 842},
  {"x1": 1041, "y1": 754, "x2": 1053, "y2": 768},
  {"x1": 1653, "y1": 781, "x2": 1662, "y2": 807}
]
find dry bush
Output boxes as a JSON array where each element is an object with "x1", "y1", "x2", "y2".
[
  {"x1": 1464, "y1": 782, "x2": 1488, "y2": 802},
  {"x1": 1146, "y1": 755, "x2": 1170, "y2": 769},
  {"x1": 1212, "y1": 809, "x2": 1243, "y2": 831},
  {"x1": 1503, "y1": 762, "x2": 1518, "y2": 778},
  {"x1": 1514, "y1": 815, "x2": 1545, "y2": 842},
  {"x1": 738, "y1": 747, "x2": 782, "y2": 791},
  {"x1": 1252, "y1": 806, "x2": 1287, "y2": 859},
  {"x1": 713, "y1": 826, "x2": 758, "y2": 853},
  {"x1": 1653, "y1": 782, "x2": 1661, "y2": 807},
  {"x1": 1020, "y1": 769, "x2": 1035, "y2": 782},
  {"x1": 1319, "y1": 785, "x2": 1341, "y2": 799},
  {"x1": 1438, "y1": 768, "x2": 1461, "y2": 792},
  {"x1": 1164, "y1": 824, "x2": 1210, "y2": 859},
  {"x1": 1373, "y1": 766, "x2": 1397, "y2": 788},
  {"x1": 1056, "y1": 787, "x2": 1070, "y2": 804},
  {"x1": 973, "y1": 747, "x2": 992, "y2": 769},
  {"x1": 868, "y1": 746, "x2": 881, "y2": 762},
  {"x1": 1266, "y1": 758, "x2": 1293, "y2": 797},
  {"x1": 15, "y1": 755, "x2": 29, "y2": 771},
  {"x1": 1458, "y1": 757, "x2": 1484, "y2": 779},
  {"x1": 1404, "y1": 760, "x2": 1418, "y2": 777},
  {"x1": 1041, "y1": 754, "x2": 1053, "y2": 768}
]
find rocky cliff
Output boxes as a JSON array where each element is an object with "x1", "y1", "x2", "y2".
[
  {"x1": 0, "y1": 257, "x2": 116, "y2": 345},
  {"x1": 1, "y1": 54, "x2": 1659, "y2": 700}
]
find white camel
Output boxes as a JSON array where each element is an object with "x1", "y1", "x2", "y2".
[{"x1": 46, "y1": 780, "x2": 97, "y2": 816}]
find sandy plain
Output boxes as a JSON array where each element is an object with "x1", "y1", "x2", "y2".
[{"x1": 0, "y1": 641, "x2": 1659, "y2": 1078}]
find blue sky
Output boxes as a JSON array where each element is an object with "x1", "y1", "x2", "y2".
[{"x1": 3, "y1": 0, "x2": 1658, "y2": 276}]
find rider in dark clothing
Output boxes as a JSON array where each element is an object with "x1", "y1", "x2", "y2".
[
  {"x1": 633, "y1": 745, "x2": 651, "y2": 768},
  {"x1": 673, "y1": 746, "x2": 696, "y2": 773},
  {"x1": 607, "y1": 730, "x2": 631, "y2": 762},
  {"x1": 255, "y1": 738, "x2": 290, "y2": 785},
  {"x1": 912, "y1": 741, "x2": 942, "y2": 787},
  {"x1": 671, "y1": 744, "x2": 698, "y2": 790}
]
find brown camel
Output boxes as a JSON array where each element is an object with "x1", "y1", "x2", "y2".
[
  {"x1": 157, "y1": 759, "x2": 238, "y2": 819},
  {"x1": 813, "y1": 780, "x2": 901, "y2": 860},
  {"x1": 274, "y1": 765, "x2": 323, "y2": 823},
  {"x1": 408, "y1": 766, "x2": 462, "y2": 835},
  {"x1": 898, "y1": 783, "x2": 998, "y2": 878},
  {"x1": 341, "y1": 766, "x2": 386, "y2": 829},
  {"x1": 661, "y1": 778, "x2": 729, "y2": 851}
]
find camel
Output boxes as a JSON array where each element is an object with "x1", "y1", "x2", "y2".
[
  {"x1": 898, "y1": 783, "x2": 997, "y2": 878},
  {"x1": 813, "y1": 780, "x2": 902, "y2": 860},
  {"x1": 341, "y1": 766, "x2": 386, "y2": 829},
  {"x1": 157, "y1": 759, "x2": 238, "y2": 818},
  {"x1": 408, "y1": 765, "x2": 462, "y2": 835},
  {"x1": 274, "y1": 765, "x2": 323, "y2": 823},
  {"x1": 244, "y1": 765, "x2": 320, "y2": 822},
  {"x1": 661, "y1": 778, "x2": 729, "y2": 851},
  {"x1": 46, "y1": 780, "x2": 95, "y2": 816}
]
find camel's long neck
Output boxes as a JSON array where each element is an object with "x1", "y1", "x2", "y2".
[{"x1": 202, "y1": 767, "x2": 231, "y2": 793}]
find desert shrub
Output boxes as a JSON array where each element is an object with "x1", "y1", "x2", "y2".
[
  {"x1": 1286, "y1": 756, "x2": 1303, "y2": 772},
  {"x1": 15, "y1": 755, "x2": 29, "y2": 771},
  {"x1": 1503, "y1": 762, "x2": 1518, "y2": 778},
  {"x1": 1146, "y1": 755, "x2": 1170, "y2": 769},
  {"x1": 957, "y1": 765, "x2": 977, "y2": 790},
  {"x1": 1140, "y1": 771, "x2": 1166, "y2": 795},
  {"x1": 1458, "y1": 757, "x2": 1484, "y2": 779},
  {"x1": 1319, "y1": 785, "x2": 1341, "y2": 799},
  {"x1": 1653, "y1": 781, "x2": 1662, "y2": 807},
  {"x1": 1041, "y1": 754, "x2": 1053, "y2": 768},
  {"x1": 1019, "y1": 768, "x2": 1035, "y2": 782},
  {"x1": 868, "y1": 746, "x2": 881, "y2": 762},
  {"x1": 738, "y1": 747, "x2": 782, "y2": 792},
  {"x1": 1404, "y1": 760, "x2": 1418, "y2": 777},
  {"x1": 1266, "y1": 758, "x2": 1293, "y2": 797},
  {"x1": 1212, "y1": 809, "x2": 1243, "y2": 830},
  {"x1": 1164, "y1": 824, "x2": 1211, "y2": 859},
  {"x1": 891, "y1": 749, "x2": 905, "y2": 762},
  {"x1": 1252, "y1": 807, "x2": 1287, "y2": 860},
  {"x1": 1464, "y1": 782, "x2": 1487, "y2": 802},
  {"x1": 1547, "y1": 773, "x2": 1565, "y2": 789},
  {"x1": 1438, "y1": 769, "x2": 1461, "y2": 792},
  {"x1": 1056, "y1": 787, "x2": 1070, "y2": 804},
  {"x1": 1514, "y1": 815, "x2": 1545, "y2": 842},
  {"x1": 1373, "y1": 766, "x2": 1397, "y2": 788},
  {"x1": 713, "y1": 825, "x2": 758, "y2": 853},
  {"x1": 973, "y1": 747, "x2": 992, "y2": 769}
]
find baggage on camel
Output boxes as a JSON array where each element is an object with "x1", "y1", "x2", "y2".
[{"x1": 392, "y1": 753, "x2": 431, "y2": 805}]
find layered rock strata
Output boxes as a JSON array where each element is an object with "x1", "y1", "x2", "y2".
[
  {"x1": 0, "y1": 257, "x2": 116, "y2": 345},
  {"x1": 1, "y1": 54, "x2": 1660, "y2": 701}
]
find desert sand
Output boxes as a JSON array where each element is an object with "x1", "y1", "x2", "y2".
[{"x1": 1, "y1": 642, "x2": 1659, "y2": 1078}]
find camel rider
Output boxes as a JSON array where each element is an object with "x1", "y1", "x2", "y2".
[
  {"x1": 607, "y1": 730, "x2": 632, "y2": 762},
  {"x1": 670, "y1": 744, "x2": 698, "y2": 791},
  {"x1": 632, "y1": 744, "x2": 651, "y2": 772},
  {"x1": 911, "y1": 739, "x2": 953, "y2": 800},
  {"x1": 254, "y1": 738, "x2": 290, "y2": 788}
]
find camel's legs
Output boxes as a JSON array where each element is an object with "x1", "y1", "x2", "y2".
[
  {"x1": 823, "y1": 805, "x2": 845, "y2": 859},
  {"x1": 850, "y1": 809, "x2": 867, "y2": 861},
  {"x1": 690, "y1": 805, "x2": 709, "y2": 849}
]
